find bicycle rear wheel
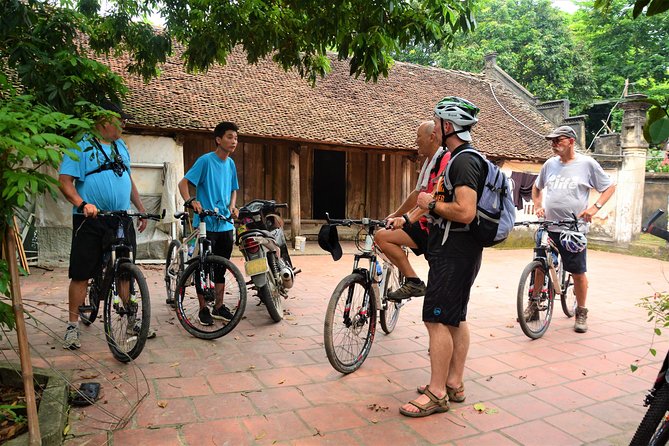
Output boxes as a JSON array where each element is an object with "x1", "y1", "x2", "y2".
[
  {"x1": 517, "y1": 260, "x2": 554, "y2": 339},
  {"x1": 165, "y1": 240, "x2": 182, "y2": 305},
  {"x1": 380, "y1": 264, "x2": 403, "y2": 334},
  {"x1": 630, "y1": 385, "x2": 669, "y2": 446},
  {"x1": 175, "y1": 255, "x2": 247, "y2": 339},
  {"x1": 560, "y1": 265, "x2": 576, "y2": 318},
  {"x1": 103, "y1": 263, "x2": 151, "y2": 362},
  {"x1": 324, "y1": 273, "x2": 377, "y2": 374}
]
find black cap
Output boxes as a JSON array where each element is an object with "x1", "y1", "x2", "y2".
[
  {"x1": 318, "y1": 224, "x2": 343, "y2": 261},
  {"x1": 101, "y1": 99, "x2": 133, "y2": 120}
]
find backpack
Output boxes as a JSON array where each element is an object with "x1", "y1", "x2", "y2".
[{"x1": 440, "y1": 149, "x2": 516, "y2": 247}]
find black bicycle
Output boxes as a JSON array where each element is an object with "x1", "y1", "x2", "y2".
[
  {"x1": 78, "y1": 209, "x2": 162, "y2": 362},
  {"x1": 630, "y1": 209, "x2": 669, "y2": 446},
  {"x1": 514, "y1": 217, "x2": 581, "y2": 339},
  {"x1": 173, "y1": 206, "x2": 247, "y2": 340},
  {"x1": 322, "y1": 216, "x2": 406, "y2": 374}
]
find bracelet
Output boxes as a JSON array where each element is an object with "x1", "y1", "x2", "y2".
[
  {"x1": 403, "y1": 214, "x2": 410, "y2": 226},
  {"x1": 77, "y1": 201, "x2": 87, "y2": 213}
]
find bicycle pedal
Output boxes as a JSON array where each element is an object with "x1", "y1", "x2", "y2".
[{"x1": 292, "y1": 268, "x2": 302, "y2": 275}]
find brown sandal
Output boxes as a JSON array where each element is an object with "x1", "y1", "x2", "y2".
[
  {"x1": 400, "y1": 386, "x2": 450, "y2": 418},
  {"x1": 417, "y1": 383, "x2": 466, "y2": 402}
]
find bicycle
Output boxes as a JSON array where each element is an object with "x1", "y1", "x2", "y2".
[
  {"x1": 164, "y1": 204, "x2": 199, "y2": 307},
  {"x1": 514, "y1": 217, "x2": 581, "y2": 339},
  {"x1": 322, "y1": 215, "x2": 407, "y2": 374},
  {"x1": 77, "y1": 209, "x2": 162, "y2": 362},
  {"x1": 172, "y1": 204, "x2": 247, "y2": 340},
  {"x1": 630, "y1": 209, "x2": 669, "y2": 446}
]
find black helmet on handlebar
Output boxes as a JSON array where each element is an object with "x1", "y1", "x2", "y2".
[{"x1": 318, "y1": 224, "x2": 343, "y2": 261}]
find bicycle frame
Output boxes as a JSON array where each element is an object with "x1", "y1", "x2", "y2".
[{"x1": 533, "y1": 228, "x2": 563, "y2": 295}]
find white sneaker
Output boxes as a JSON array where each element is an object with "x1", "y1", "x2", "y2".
[{"x1": 63, "y1": 326, "x2": 81, "y2": 349}]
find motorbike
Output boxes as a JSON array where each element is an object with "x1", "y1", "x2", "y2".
[
  {"x1": 236, "y1": 199, "x2": 300, "y2": 322},
  {"x1": 630, "y1": 209, "x2": 669, "y2": 446}
]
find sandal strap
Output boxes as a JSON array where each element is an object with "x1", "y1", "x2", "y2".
[{"x1": 423, "y1": 385, "x2": 448, "y2": 405}]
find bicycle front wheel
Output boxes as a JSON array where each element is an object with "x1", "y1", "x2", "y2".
[
  {"x1": 165, "y1": 240, "x2": 182, "y2": 305},
  {"x1": 380, "y1": 264, "x2": 403, "y2": 334},
  {"x1": 324, "y1": 273, "x2": 377, "y2": 374},
  {"x1": 103, "y1": 263, "x2": 151, "y2": 362},
  {"x1": 517, "y1": 260, "x2": 554, "y2": 340},
  {"x1": 175, "y1": 255, "x2": 247, "y2": 339},
  {"x1": 560, "y1": 266, "x2": 576, "y2": 318},
  {"x1": 630, "y1": 385, "x2": 669, "y2": 446}
]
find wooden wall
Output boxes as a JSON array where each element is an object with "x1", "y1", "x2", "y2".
[{"x1": 182, "y1": 134, "x2": 417, "y2": 221}]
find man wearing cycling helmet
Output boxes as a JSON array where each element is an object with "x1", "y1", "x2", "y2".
[
  {"x1": 533, "y1": 125, "x2": 616, "y2": 333},
  {"x1": 376, "y1": 120, "x2": 450, "y2": 300},
  {"x1": 178, "y1": 121, "x2": 240, "y2": 325},
  {"x1": 399, "y1": 97, "x2": 485, "y2": 418}
]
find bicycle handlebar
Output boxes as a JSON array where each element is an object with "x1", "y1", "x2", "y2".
[
  {"x1": 96, "y1": 210, "x2": 164, "y2": 221},
  {"x1": 514, "y1": 214, "x2": 580, "y2": 231},
  {"x1": 325, "y1": 212, "x2": 386, "y2": 229},
  {"x1": 642, "y1": 209, "x2": 669, "y2": 243}
]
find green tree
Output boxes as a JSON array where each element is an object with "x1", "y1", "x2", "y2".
[
  {"x1": 395, "y1": 0, "x2": 597, "y2": 111},
  {"x1": 595, "y1": 0, "x2": 669, "y2": 17},
  {"x1": 571, "y1": 0, "x2": 669, "y2": 102}
]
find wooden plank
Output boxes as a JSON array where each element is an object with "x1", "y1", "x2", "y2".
[
  {"x1": 290, "y1": 147, "x2": 301, "y2": 237},
  {"x1": 13, "y1": 216, "x2": 29, "y2": 274},
  {"x1": 347, "y1": 151, "x2": 367, "y2": 218},
  {"x1": 299, "y1": 146, "x2": 313, "y2": 219}
]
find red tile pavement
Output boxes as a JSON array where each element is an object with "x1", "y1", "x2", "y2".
[{"x1": 10, "y1": 247, "x2": 669, "y2": 444}]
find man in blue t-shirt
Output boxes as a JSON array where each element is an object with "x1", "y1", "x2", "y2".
[
  {"x1": 177, "y1": 121, "x2": 240, "y2": 325},
  {"x1": 58, "y1": 101, "x2": 148, "y2": 350}
]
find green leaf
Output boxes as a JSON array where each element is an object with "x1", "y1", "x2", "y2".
[
  {"x1": 630, "y1": 364, "x2": 639, "y2": 372},
  {"x1": 473, "y1": 402, "x2": 486, "y2": 412},
  {"x1": 655, "y1": 328, "x2": 662, "y2": 335},
  {"x1": 651, "y1": 348, "x2": 657, "y2": 356},
  {"x1": 649, "y1": 117, "x2": 669, "y2": 145}
]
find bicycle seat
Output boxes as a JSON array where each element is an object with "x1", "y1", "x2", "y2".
[{"x1": 174, "y1": 211, "x2": 188, "y2": 219}]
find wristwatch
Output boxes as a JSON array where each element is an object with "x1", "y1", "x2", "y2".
[
  {"x1": 428, "y1": 200, "x2": 437, "y2": 212},
  {"x1": 594, "y1": 202, "x2": 603, "y2": 210}
]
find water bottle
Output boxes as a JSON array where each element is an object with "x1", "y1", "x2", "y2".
[
  {"x1": 375, "y1": 262, "x2": 383, "y2": 283},
  {"x1": 187, "y1": 239, "x2": 196, "y2": 257}
]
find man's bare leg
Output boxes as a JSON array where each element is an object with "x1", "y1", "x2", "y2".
[
  {"x1": 375, "y1": 228, "x2": 418, "y2": 278},
  {"x1": 446, "y1": 322, "x2": 469, "y2": 396},
  {"x1": 68, "y1": 280, "x2": 87, "y2": 323}
]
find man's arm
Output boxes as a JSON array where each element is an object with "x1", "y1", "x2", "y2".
[
  {"x1": 130, "y1": 176, "x2": 148, "y2": 232},
  {"x1": 416, "y1": 186, "x2": 476, "y2": 224},
  {"x1": 229, "y1": 190, "x2": 238, "y2": 218},
  {"x1": 580, "y1": 184, "x2": 616, "y2": 222},
  {"x1": 387, "y1": 190, "x2": 419, "y2": 219},
  {"x1": 58, "y1": 174, "x2": 98, "y2": 218},
  {"x1": 532, "y1": 184, "x2": 545, "y2": 218},
  {"x1": 178, "y1": 177, "x2": 202, "y2": 213}
]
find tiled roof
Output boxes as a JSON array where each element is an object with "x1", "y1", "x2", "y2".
[{"x1": 104, "y1": 48, "x2": 554, "y2": 161}]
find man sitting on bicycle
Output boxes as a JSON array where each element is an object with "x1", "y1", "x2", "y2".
[
  {"x1": 178, "y1": 121, "x2": 240, "y2": 326},
  {"x1": 58, "y1": 101, "x2": 148, "y2": 350},
  {"x1": 532, "y1": 125, "x2": 616, "y2": 333},
  {"x1": 376, "y1": 121, "x2": 450, "y2": 301}
]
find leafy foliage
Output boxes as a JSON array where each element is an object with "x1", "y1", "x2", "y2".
[
  {"x1": 394, "y1": 0, "x2": 598, "y2": 111},
  {"x1": 595, "y1": 0, "x2": 669, "y2": 17},
  {"x1": 633, "y1": 290, "x2": 669, "y2": 371},
  {"x1": 646, "y1": 149, "x2": 669, "y2": 173}
]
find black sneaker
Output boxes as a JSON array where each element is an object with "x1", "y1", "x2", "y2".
[
  {"x1": 212, "y1": 305, "x2": 234, "y2": 321},
  {"x1": 198, "y1": 307, "x2": 214, "y2": 326}
]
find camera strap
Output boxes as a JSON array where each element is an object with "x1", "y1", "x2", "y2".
[{"x1": 85, "y1": 138, "x2": 128, "y2": 177}]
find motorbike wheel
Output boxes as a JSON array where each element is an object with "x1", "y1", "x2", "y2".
[
  {"x1": 258, "y1": 254, "x2": 283, "y2": 322},
  {"x1": 631, "y1": 385, "x2": 669, "y2": 446}
]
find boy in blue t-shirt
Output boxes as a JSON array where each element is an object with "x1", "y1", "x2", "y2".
[{"x1": 177, "y1": 122, "x2": 240, "y2": 325}]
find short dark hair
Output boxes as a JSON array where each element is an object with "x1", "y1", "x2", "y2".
[{"x1": 214, "y1": 121, "x2": 239, "y2": 139}]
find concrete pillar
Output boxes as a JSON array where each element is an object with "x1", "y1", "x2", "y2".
[{"x1": 614, "y1": 94, "x2": 650, "y2": 244}]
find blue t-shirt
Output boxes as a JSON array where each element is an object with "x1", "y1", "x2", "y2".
[
  {"x1": 59, "y1": 136, "x2": 132, "y2": 213},
  {"x1": 184, "y1": 152, "x2": 239, "y2": 232}
]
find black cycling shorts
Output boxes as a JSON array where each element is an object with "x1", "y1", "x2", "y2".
[
  {"x1": 422, "y1": 253, "x2": 482, "y2": 327},
  {"x1": 207, "y1": 230, "x2": 234, "y2": 283},
  {"x1": 402, "y1": 221, "x2": 428, "y2": 257},
  {"x1": 69, "y1": 214, "x2": 136, "y2": 281},
  {"x1": 549, "y1": 231, "x2": 587, "y2": 274}
]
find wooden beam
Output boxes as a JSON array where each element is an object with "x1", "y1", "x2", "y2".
[
  {"x1": 290, "y1": 147, "x2": 302, "y2": 239},
  {"x1": 3, "y1": 224, "x2": 41, "y2": 445}
]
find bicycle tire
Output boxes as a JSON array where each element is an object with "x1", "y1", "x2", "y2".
[
  {"x1": 324, "y1": 273, "x2": 377, "y2": 374},
  {"x1": 165, "y1": 240, "x2": 182, "y2": 304},
  {"x1": 175, "y1": 255, "x2": 247, "y2": 339},
  {"x1": 258, "y1": 253, "x2": 283, "y2": 323},
  {"x1": 80, "y1": 273, "x2": 102, "y2": 326},
  {"x1": 631, "y1": 385, "x2": 669, "y2": 446},
  {"x1": 380, "y1": 264, "x2": 403, "y2": 334},
  {"x1": 517, "y1": 260, "x2": 554, "y2": 340},
  {"x1": 560, "y1": 265, "x2": 576, "y2": 318},
  {"x1": 103, "y1": 263, "x2": 151, "y2": 362}
]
